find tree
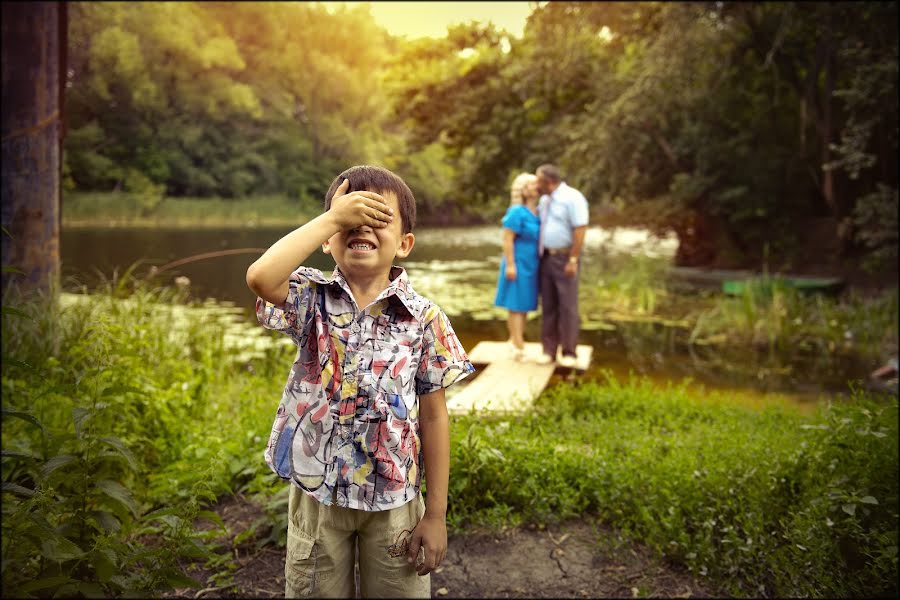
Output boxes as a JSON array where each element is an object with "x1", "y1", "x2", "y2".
[{"x1": 2, "y1": 2, "x2": 66, "y2": 294}]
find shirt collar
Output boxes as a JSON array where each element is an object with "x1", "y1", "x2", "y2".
[
  {"x1": 550, "y1": 181, "x2": 568, "y2": 200},
  {"x1": 322, "y1": 265, "x2": 421, "y2": 317}
]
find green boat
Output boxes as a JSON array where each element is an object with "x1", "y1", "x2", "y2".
[{"x1": 722, "y1": 276, "x2": 844, "y2": 296}]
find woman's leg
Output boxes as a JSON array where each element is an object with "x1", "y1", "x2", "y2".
[{"x1": 508, "y1": 311, "x2": 525, "y2": 350}]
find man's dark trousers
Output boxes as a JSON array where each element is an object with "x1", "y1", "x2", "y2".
[{"x1": 539, "y1": 253, "x2": 579, "y2": 358}]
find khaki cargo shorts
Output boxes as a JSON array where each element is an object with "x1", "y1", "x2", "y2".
[{"x1": 285, "y1": 484, "x2": 431, "y2": 598}]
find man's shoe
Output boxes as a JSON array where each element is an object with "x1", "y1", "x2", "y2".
[
  {"x1": 558, "y1": 354, "x2": 577, "y2": 368},
  {"x1": 534, "y1": 353, "x2": 554, "y2": 365}
]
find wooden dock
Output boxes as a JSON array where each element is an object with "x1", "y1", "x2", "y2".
[{"x1": 446, "y1": 342, "x2": 593, "y2": 414}]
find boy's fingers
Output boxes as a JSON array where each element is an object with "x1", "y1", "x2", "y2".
[
  {"x1": 354, "y1": 190, "x2": 387, "y2": 203},
  {"x1": 335, "y1": 178, "x2": 350, "y2": 196},
  {"x1": 362, "y1": 199, "x2": 394, "y2": 222},
  {"x1": 407, "y1": 532, "x2": 422, "y2": 565},
  {"x1": 417, "y1": 545, "x2": 437, "y2": 575}
]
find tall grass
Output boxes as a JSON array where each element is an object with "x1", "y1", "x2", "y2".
[
  {"x1": 449, "y1": 376, "x2": 898, "y2": 597},
  {"x1": 689, "y1": 279, "x2": 898, "y2": 361},
  {"x1": 1, "y1": 276, "x2": 290, "y2": 597},
  {"x1": 581, "y1": 256, "x2": 898, "y2": 366}
]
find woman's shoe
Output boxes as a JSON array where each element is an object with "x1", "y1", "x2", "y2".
[{"x1": 507, "y1": 341, "x2": 525, "y2": 361}]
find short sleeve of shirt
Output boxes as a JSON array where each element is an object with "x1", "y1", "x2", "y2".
[
  {"x1": 501, "y1": 206, "x2": 524, "y2": 233},
  {"x1": 568, "y1": 190, "x2": 589, "y2": 228},
  {"x1": 416, "y1": 307, "x2": 475, "y2": 396},
  {"x1": 255, "y1": 269, "x2": 318, "y2": 342}
]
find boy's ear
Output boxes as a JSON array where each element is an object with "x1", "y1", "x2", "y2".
[
  {"x1": 394, "y1": 232, "x2": 415, "y2": 259},
  {"x1": 322, "y1": 238, "x2": 332, "y2": 255}
]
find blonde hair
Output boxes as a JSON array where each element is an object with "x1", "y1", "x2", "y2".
[{"x1": 510, "y1": 172, "x2": 537, "y2": 206}]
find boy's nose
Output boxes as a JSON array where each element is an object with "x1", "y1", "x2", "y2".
[{"x1": 349, "y1": 225, "x2": 374, "y2": 234}]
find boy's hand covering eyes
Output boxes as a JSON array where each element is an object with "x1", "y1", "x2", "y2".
[{"x1": 329, "y1": 178, "x2": 394, "y2": 230}]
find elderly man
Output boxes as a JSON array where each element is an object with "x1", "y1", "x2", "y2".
[{"x1": 535, "y1": 164, "x2": 588, "y2": 368}]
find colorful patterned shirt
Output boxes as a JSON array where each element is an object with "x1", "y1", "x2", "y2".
[{"x1": 256, "y1": 265, "x2": 474, "y2": 511}]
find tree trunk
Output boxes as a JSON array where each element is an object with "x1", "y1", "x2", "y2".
[{"x1": 1, "y1": 2, "x2": 65, "y2": 295}]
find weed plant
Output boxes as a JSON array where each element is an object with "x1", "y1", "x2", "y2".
[
  {"x1": 1, "y1": 274, "x2": 289, "y2": 597},
  {"x1": 448, "y1": 375, "x2": 898, "y2": 597}
]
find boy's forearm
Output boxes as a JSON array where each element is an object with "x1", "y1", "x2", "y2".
[
  {"x1": 246, "y1": 212, "x2": 340, "y2": 303},
  {"x1": 419, "y1": 394, "x2": 450, "y2": 519}
]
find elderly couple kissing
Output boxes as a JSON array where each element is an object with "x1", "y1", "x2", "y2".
[{"x1": 493, "y1": 164, "x2": 589, "y2": 368}]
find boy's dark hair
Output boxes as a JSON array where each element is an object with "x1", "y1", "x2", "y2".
[
  {"x1": 324, "y1": 165, "x2": 417, "y2": 234},
  {"x1": 536, "y1": 164, "x2": 562, "y2": 183}
]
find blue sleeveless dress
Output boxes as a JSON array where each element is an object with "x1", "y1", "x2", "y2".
[{"x1": 493, "y1": 205, "x2": 541, "y2": 312}]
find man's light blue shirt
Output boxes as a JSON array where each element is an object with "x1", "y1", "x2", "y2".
[{"x1": 538, "y1": 182, "x2": 589, "y2": 250}]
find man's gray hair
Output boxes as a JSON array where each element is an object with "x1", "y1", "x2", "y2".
[{"x1": 536, "y1": 164, "x2": 562, "y2": 182}]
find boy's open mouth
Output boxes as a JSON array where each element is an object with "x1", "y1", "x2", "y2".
[{"x1": 347, "y1": 238, "x2": 377, "y2": 252}]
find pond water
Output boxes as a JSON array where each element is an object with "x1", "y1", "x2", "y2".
[{"x1": 61, "y1": 225, "x2": 870, "y2": 409}]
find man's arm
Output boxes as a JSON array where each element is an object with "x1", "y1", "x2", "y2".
[
  {"x1": 245, "y1": 179, "x2": 393, "y2": 304},
  {"x1": 407, "y1": 388, "x2": 449, "y2": 575},
  {"x1": 565, "y1": 225, "x2": 587, "y2": 277}
]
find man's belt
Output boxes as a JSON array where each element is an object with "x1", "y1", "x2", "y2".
[{"x1": 543, "y1": 246, "x2": 572, "y2": 256}]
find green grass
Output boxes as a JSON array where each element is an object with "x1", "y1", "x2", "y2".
[
  {"x1": 62, "y1": 191, "x2": 317, "y2": 228},
  {"x1": 2, "y1": 277, "x2": 897, "y2": 597},
  {"x1": 449, "y1": 378, "x2": 898, "y2": 597}
]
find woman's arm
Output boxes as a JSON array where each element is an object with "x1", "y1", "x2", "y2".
[{"x1": 503, "y1": 228, "x2": 517, "y2": 280}]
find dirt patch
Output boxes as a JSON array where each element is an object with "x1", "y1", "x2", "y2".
[
  {"x1": 163, "y1": 495, "x2": 719, "y2": 598},
  {"x1": 432, "y1": 522, "x2": 716, "y2": 599}
]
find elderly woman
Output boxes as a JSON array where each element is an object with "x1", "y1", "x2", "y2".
[{"x1": 493, "y1": 172, "x2": 541, "y2": 361}]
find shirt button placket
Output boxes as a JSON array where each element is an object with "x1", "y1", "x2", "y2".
[{"x1": 341, "y1": 316, "x2": 362, "y2": 429}]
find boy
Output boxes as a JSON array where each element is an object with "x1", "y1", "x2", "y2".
[{"x1": 246, "y1": 165, "x2": 474, "y2": 598}]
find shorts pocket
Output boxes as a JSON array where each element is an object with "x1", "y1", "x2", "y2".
[{"x1": 285, "y1": 528, "x2": 317, "y2": 597}]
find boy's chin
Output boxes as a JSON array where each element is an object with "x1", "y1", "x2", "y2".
[{"x1": 335, "y1": 257, "x2": 396, "y2": 276}]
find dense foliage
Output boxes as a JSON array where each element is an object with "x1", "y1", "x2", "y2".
[
  {"x1": 2, "y1": 280, "x2": 897, "y2": 597},
  {"x1": 65, "y1": 2, "x2": 898, "y2": 267}
]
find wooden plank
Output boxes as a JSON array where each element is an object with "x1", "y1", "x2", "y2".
[
  {"x1": 467, "y1": 341, "x2": 593, "y2": 372},
  {"x1": 446, "y1": 359, "x2": 555, "y2": 414},
  {"x1": 446, "y1": 341, "x2": 594, "y2": 414}
]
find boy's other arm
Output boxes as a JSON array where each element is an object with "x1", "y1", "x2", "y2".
[
  {"x1": 408, "y1": 388, "x2": 449, "y2": 576},
  {"x1": 245, "y1": 179, "x2": 393, "y2": 304}
]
